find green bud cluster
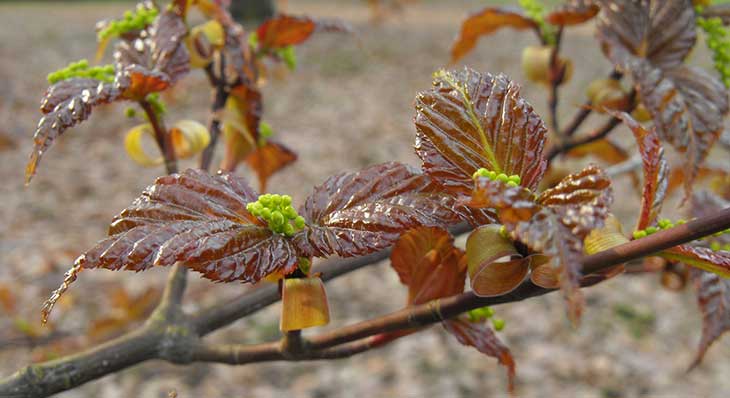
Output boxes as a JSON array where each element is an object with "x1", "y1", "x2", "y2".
[
  {"x1": 697, "y1": 9, "x2": 730, "y2": 87},
  {"x1": 98, "y1": 5, "x2": 159, "y2": 41},
  {"x1": 472, "y1": 168, "x2": 522, "y2": 188},
  {"x1": 519, "y1": 0, "x2": 556, "y2": 45},
  {"x1": 632, "y1": 218, "x2": 687, "y2": 239},
  {"x1": 248, "y1": 32, "x2": 259, "y2": 51},
  {"x1": 467, "y1": 306, "x2": 506, "y2": 331},
  {"x1": 258, "y1": 121, "x2": 274, "y2": 147},
  {"x1": 246, "y1": 194, "x2": 306, "y2": 237},
  {"x1": 47, "y1": 59, "x2": 115, "y2": 84}
]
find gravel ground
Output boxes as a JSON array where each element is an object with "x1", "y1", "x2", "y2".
[{"x1": 1, "y1": 1, "x2": 729, "y2": 397}]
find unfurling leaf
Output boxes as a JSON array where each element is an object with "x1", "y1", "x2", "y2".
[
  {"x1": 294, "y1": 162, "x2": 467, "y2": 258},
  {"x1": 466, "y1": 225, "x2": 531, "y2": 297},
  {"x1": 125, "y1": 120, "x2": 210, "y2": 167},
  {"x1": 450, "y1": 7, "x2": 537, "y2": 63},
  {"x1": 280, "y1": 277, "x2": 330, "y2": 331},
  {"x1": 689, "y1": 268, "x2": 730, "y2": 368},
  {"x1": 609, "y1": 111, "x2": 668, "y2": 230},
  {"x1": 390, "y1": 227, "x2": 466, "y2": 305},
  {"x1": 546, "y1": 0, "x2": 599, "y2": 26},
  {"x1": 443, "y1": 316, "x2": 516, "y2": 392},
  {"x1": 415, "y1": 69, "x2": 547, "y2": 196},
  {"x1": 220, "y1": 85, "x2": 264, "y2": 171},
  {"x1": 245, "y1": 140, "x2": 297, "y2": 193}
]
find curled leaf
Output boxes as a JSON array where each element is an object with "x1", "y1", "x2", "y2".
[
  {"x1": 466, "y1": 225, "x2": 530, "y2": 297},
  {"x1": 124, "y1": 123, "x2": 163, "y2": 167},
  {"x1": 450, "y1": 7, "x2": 537, "y2": 63},
  {"x1": 415, "y1": 69, "x2": 547, "y2": 196},
  {"x1": 390, "y1": 227, "x2": 466, "y2": 305},
  {"x1": 256, "y1": 14, "x2": 352, "y2": 51}
]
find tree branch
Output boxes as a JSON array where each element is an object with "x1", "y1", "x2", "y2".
[{"x1": 4, "y1": 208, "x2": 730, "y2": 396}]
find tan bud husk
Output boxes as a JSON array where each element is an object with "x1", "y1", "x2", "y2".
[
  {"x1": 170, "y1": 120, "x2": 211, "y2": 159},
  {"x1": 586, "y1": 79, "x2": 627, "y2": 112},
  {"x1": 584, "y1": 214, "x2": 629, "y2": 255},
  {"x1": 280, "y1": 277, "x2": 330, "y2": 332},
  {"x1": 466, "y1": 225, "x2": 530, "y2": 297},
  {"x1": 521, "y1": 45, "x2": 573, "y2": 85}
]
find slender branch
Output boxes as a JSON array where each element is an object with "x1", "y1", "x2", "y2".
[
  {"x1": 200, "y1": 53, "x2": 230, "y2": 171},
  {"x1": 139, "y1": 100, "x2": 177, "y2": 175},
  {"x1": 560, "y1": 70, "x2": 623, "y2": 139},
  {"x1": 547, "y1": 27, "x2": 564, "y2": 135},
  {"x1": 545, "y1": 88, "x2": 636, "y2": 163}
]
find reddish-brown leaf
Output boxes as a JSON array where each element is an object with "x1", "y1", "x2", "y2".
[
  {"x1": 294, "y1": 162, "x2": 466, "y2": 258},
  {"x1": 415, "y1": 69, "x2": 547, "y2": 197},
  {"x1": 257, "y1": 15, "x2": 315, "y2": 49},
  {"x1": 596, "y1": 0, "x2": 696, "y2": 70},
  {"x1": 467, "y1": 177, "x2": 540, "y2": 228},
  {"x1": 689, "y1": 268, "x2": 730, "y2": 368},
  {"x1": 76, "y1": 169, "x2": 298, "y2": 282},
  {"x1": 450, "y1": 7, "x2": 537, "y2": 63},
  {"x1": 390, "y1": 227, "x2": 466, "y2": 305},
  {"x1": 245, "y1": 140, "x2": 298, "y2": 192},
  {"x1": 26, "y1": 79, "x2": 123, "y2": 184},
  {"x1": 610, "y1": 111, "x2": 668, "y2": 230},
  {"x1": 546, "y1": 0, "x2": 599, "y2": 26},
  {"x1": 443, "y1": 316, "x2": 516, "y2": 392},
  {"x1": 537, "y1": 164, "x2": 613, "y2": 238}
]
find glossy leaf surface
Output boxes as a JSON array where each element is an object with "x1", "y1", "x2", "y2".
[
  {"x1": 79, "y1": 169, "x2": 299, "y2": 283},
  {"x1": 415, "y1": 69, "x2": 547, "y2": 195},
  {"x1": 294, "y1": 162, "x2": 466, "y2": 258},
  {"x1": 450, "y1": 7, "x2": 537, "y2": 63}
]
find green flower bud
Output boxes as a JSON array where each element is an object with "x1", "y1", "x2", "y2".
[
  {"x1": 284, "y1": 223, "x2": 295, "y2": 236},
  {"x1": 633, "y1": 230, "x2": 647, "y2": 239},
  {"x1": 645, "y1": 226, "x2": 658, "y2": 235},
  {"x1": 272, "y1": 211, "x2": 285, "y2": 226},
  {"x1": 281, "y1": 195, "x2": 292, "y2": 206},
  {"x1": 271, "y1": 194, "x2": 282, "y2": 206},
  {"x1": 506, "y1": 181, "x2": 519, "y2": 188},
  {"x1": 261, "y1": 208, "x2": 271, "y2": 220},
  {"x1": 491, "y1": 318, "x2": 505, "y2": 331},
  {"x1": 496, "y1": 173, "x2": 509, "y2": 183},
  {"x1": 294, "y1": 216, "x2": 306, "y2": 229},
  {"x1": 284, "y1": 206, "x2": 298, "y2": 219},
  {"x1": 711, "y1": 241, "x2": 722, "y2": 251}
]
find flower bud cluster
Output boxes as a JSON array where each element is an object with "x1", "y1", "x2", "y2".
[
  {"x1": 697, "y1": 8, "x2": 730, "y2": 87},
  {"x1": 47, "y1": 60, "x2": 115, "y2": 84},
  {"x1": 632, "y1": 218, "x2": 687, "y2": 239},
  {"x1": 98, "y1": 4, "x2": 158, "y2": 41},
  {"x1": 467, "y1": 306, "x2": 506, "y2": 331},
  {"x1": 472, "y1": 168, "x2": 522, "y2": 188},
  {"x1": 246, "y1": 194, "x2": 306, "y2": 237}
]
